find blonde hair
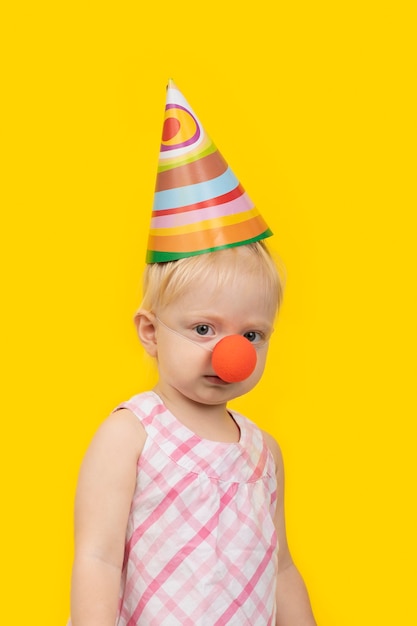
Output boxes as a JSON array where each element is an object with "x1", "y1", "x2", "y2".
[{"x1": 139, "y1": 242, "x2": 285, "y2": 317}]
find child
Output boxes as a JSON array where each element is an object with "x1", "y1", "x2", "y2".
[{"x1": 69, "y1": 81, "x2": 316, "y2": 625}]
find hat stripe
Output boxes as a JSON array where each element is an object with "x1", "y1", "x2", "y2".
[
  {"x1": 153, "y1": 167, "x2": 238, "y2": 212},
  {"x1": 157, "y1": 137, "x2": 216, "y2": 172},
  {"x1": 151, "y1": 207, "x2": 260, "y2": 237},
  {"x1": 155, "y1": 150, "x2": 228, "y2": 192},
  {"x1": 148, "y1": 215, "x2": 271, "y2": 254},
  {"x1": 146, "y1": 228, "x2": 273, "y2": 263},
  {"x1": 151, "y1": 193, "x2": 254, "y2": 229},
  {"x1": 151, "y1": 184, "x2": 246, "y2": 218}
]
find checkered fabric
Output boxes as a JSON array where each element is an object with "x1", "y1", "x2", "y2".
[{"x1": 114, "y1": 391, "x2": 278, "y2": 625}]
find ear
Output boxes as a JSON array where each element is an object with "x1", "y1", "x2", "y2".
[{"x1": 134, "y1": 309, "x2": 158, "y2": 358}]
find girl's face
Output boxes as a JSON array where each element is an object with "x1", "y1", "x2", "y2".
[{"x1": 151, "y1": 268, "x2": 276, "y2": 411}]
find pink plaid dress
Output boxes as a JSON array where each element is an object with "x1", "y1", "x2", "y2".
[{"x1": 115, "y1": 391, "x2": 278, "y2": 625}]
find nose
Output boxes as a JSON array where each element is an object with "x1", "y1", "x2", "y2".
[{"x1": 211, "y1": 335, "x2": 257, "y2": 383}]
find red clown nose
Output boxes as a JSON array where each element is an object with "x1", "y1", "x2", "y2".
[{"x1": 211, "y1": 335, "x2": 257, "y2": 383}]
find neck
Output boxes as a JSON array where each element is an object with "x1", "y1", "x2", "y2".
[{"x1": 153, "y1": 384, "x2": 240, "y2": 443}]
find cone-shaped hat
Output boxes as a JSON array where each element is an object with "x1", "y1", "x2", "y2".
[{"x1": 146, "y1": 80, "x2": 272, "y2": 263}]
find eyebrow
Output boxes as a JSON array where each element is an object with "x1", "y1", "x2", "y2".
[{"x1": 178, "y1": 311, "x2": 274, "y2": 332}]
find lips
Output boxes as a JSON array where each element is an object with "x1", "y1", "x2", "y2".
[{"x1": 204, "y1": 374, "x2": 230, "y2": 385}]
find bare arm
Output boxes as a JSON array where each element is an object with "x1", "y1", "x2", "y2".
[
  {"x1": 263, "y1": 432, "x2": 316, "y2": 626},
  {"x1": 70, "y1": 409, "x2": 146, "y2": 626}
]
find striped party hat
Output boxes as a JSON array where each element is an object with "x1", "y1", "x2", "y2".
[{"x1": 146, "y1": 80, "x2": 273, "y2": 263}]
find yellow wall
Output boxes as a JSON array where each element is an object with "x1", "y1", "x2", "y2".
[{"x1": 2, "y1": 1, "x2": 416, "y2": 624}]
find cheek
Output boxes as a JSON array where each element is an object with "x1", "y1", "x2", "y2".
[
  {"x1": 248, "y1": 350, "x2": 269, "y2": 383},
  {"x1": 157, "y1": 339, "x2": 210, "y2": 372}
]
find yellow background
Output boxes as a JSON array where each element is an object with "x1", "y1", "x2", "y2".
[{"x1": 1, "y1": 1, "x2": 416, "y2": 624}]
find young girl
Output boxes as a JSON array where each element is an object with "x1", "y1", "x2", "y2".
[{"x1": 69, "y1": 81, "x2": 316, "y2": 625}]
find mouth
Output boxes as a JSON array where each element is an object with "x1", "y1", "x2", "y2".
[{"x1": 204, "y1": 375, "x2": 230, "y2": 386}]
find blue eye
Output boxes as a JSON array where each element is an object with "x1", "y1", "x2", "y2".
[{"x1": 243, "y1": 331, "x2": 264, "y2": 344}]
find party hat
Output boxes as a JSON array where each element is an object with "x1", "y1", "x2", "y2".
[{"x1": 146, "y1": 80, "x2": 273, "y2": 263}]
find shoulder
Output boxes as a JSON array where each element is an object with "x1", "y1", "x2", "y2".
[{"x1": 83, "y1": 408, "x2": 147, "y2": 466}]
